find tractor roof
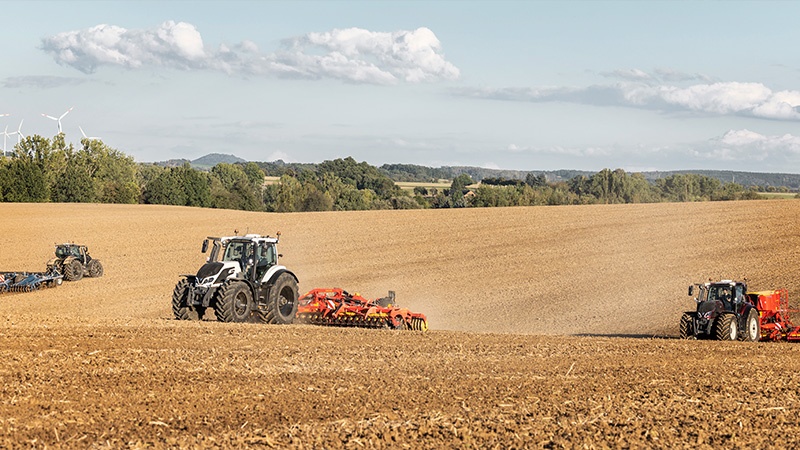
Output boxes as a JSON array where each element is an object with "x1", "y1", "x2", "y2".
[{"x1": 211, "y1": 234, "x2": 279, "y2": 245}]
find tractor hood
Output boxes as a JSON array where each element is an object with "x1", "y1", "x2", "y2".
[{"x1": 195, "y1": 261, "x2": 240, "y2": 286}]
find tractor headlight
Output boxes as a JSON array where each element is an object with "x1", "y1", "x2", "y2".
[{"x1": 200, "y1": 275, "x2": 216, "y2": 285}]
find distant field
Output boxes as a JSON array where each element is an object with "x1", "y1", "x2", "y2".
[
  {"x1": 759, "y1": 192, "x2": 798, "y2": 199},
  {"x1": 395, "y1": 180, "x2": 452, "y2": 190}
]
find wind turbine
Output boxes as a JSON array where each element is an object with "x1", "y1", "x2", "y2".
[
  {"x1": 79, "y1": 126, "x2": 101, "y2": 141},
  {"x1": 14, "y1": 120, "x2": 23, "y2": 144},
  {"x1": 2, "y1": 125, "x2": 10, "y2": 153},
  {"x1": 0, "y1": 114, "x2": 9, "y2": 155},
  {"x1": 41, "y1": 107, "x2": 74, "y2": 134}
]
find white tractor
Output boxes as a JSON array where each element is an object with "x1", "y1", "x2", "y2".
[{"x1": 172, "y1": 232, "x2": 299, "y2": 323}]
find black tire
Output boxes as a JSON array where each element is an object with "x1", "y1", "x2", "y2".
[
  {"x1": 172, "y1": 279, "x2": 206, "y2": 320},
  {"x1": 740, "y1": 309, "x2": 761, "y2": 342},
  {"x1": 714, "y1": 313, "x2": 738, "y2": 341},
  {"x1": 88, "y1": 260, "x2": 103, "y2": 278},
  {"x1": 258, "y1": 273, "x2": 298, "y2": 324},
  {"x1": 215, "y1": 281, "x2": 252, "y2": 323},
  {"x1": 387, "y1": 316, "x2": 407, "y2": 330},
  {"x1": 63, "y1": 259, "x2": 84, "y2": 281},
  {"x1": 679, "y1": 312, "x2": 695, "y2": 339}
]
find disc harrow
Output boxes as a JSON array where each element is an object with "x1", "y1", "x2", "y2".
[
  {"x1": 0, "y1": 271, "x2": 63, "y2": 294},
  {"x1": 296, "y1": 288, "x2": 428, "y2": 331}
]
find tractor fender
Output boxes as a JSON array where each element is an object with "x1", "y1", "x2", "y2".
[
  {"x1": 738, "y1": 304, "x2": 758, "y2": 327},
  {"x1": 261, "y1": 266, "x2": 299, "y2": 286}
]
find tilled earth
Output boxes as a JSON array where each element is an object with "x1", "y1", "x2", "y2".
[
  {"x1": 4, "y1": 319, "x2": 800, "y2": 449},
  {"x1": 1, "y1": 200, "x2": 800, "y2": 448}
]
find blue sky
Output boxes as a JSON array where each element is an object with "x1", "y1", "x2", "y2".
[{"x1": 2, "y1": 1, "x2": 800, "y2": 172}]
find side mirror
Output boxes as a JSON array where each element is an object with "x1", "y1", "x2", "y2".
[
  {"x1": 278, "y1": 254, "x2": 283, "y2": 259},
  {"x1": 688, "y1": 286, "x2": 694, "y2": 296},
  {"x1": 202, "y1": 239, "x2": 209, "y2": 253}
]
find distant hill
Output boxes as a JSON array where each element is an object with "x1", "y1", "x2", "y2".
[
  {"x1": 191, "y1": 153, "x2": 245, "y2": 168},
  {"x1": 153, "y1": 153, "x2": 245, "y2": 169},
  {"x1": 146, "y1": 154, "x2": 800, "y2": 190},
  {"x1": 380, "y1": 164, "x2": 800, "y2": 190}
]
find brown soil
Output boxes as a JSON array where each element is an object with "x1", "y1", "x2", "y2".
[{"x1": 1, "y1": 200, "x2": 800, "y2": 448}]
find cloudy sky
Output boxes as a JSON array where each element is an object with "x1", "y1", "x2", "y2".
[{"x1": 3, "y1": 1, "x2": 800, "y2": 172}]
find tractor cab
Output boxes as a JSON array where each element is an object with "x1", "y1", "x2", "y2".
[
  {"x1": 201, "y1": 235, "x2": 279, "y2": 283},
  {"x1": 683, "y1": 279, "x2": 760, "y2": 341},
  {"x1": 55, "y1": 244, "x2": 90, "y2": 264}
]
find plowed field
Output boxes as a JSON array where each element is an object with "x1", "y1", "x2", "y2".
[{"x1": 1, "y1": 200, "x2": 800, "y2": 448}]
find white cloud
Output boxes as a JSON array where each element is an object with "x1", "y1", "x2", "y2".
[
  {"x1": 686, "y1": 130, "x2": 800, "y2": 162},
  {"x1": 2, "y1": 75, "x2": 89, "y2": 89},
  {"x1": 41, "y1": 22, "x2": 459, "y2": 85},
  {"x1": 601, "y1": 67, "x2": 713, "y2": 83},
  {"x1": 503, "y1": 143, "x2": 612, "y2": 157},
  {"x1": 459, "y1": 80, "x2": 800, "y2": 121},
  {"x1": 266, "y1": 151, "x2": 292, "y2": 162}
]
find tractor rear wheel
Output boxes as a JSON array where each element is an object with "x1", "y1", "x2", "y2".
[
  {"x1": 679, "y1": 312, "x2": 695, "y2": 339},
  {"x1": 714, "y1": 313, "x2": 738, "y2": 341},
  {"x1": 88, "y1": 260, "x2": 103, "y2": 277},
  {"x1": 63, "y1": 259, "x2": 84, "y2": 281},
  {"x1": 172, "y1": 279, "x2": 205, "y2": 320},
  {"x1": 258, "y1": 273, "x2": 298, "y2": 324},
  {"x1": 740, "y1": 309, "x2": 761, "y2": 342},
  {"x1": 215, "y1": 281, "x2": 252, "y2": 323}
]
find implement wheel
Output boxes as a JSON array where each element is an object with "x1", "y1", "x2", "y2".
[
  {"x1": 740, "y1": 309, "x2": 761, "y2": 342},
  {"x1": 679, "y1": 312, "x2": 695, "y2": 339},
  {"x1": 714, "y1": 313, "x2": 737, "y2": 341},
  {"x1": 172, "y1": 279, "x2": 205, "y2": 320},
  {"x1": 258, "y1": 273, "x2": 298, "y2": 324},
  {"x1": 215, "y1": 281, "x2": 252, "y2": 323}
]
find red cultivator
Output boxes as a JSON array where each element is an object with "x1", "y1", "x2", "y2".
[{"x1": 296, "y1": 288, "x2": 428, "y2": 331}]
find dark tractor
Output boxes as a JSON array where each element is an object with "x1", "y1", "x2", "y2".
[
  {"x1": 679, "y1": 279, "x2": 760, "y2": 341},
  {"x1": 172, "y1": 233, "x2": 299, "y2": 324},
  {"x1": 46, "y1": 244, "x2": 103, "y2": 281}
]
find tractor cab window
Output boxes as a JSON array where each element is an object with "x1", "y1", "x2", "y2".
[
  {"x1": 735, "y1": 285, "x2": 744, "y2": 304},
  {"x1": 71, "y1": 247, "x2": 82, "y2": 258},
  {"x1": 222, "y1": 241, "x2": 254, "y2": 265},
  {"x1": 55, "y1": 247, "x2": 69, "y2": 258},
  {"x1": 259, "y1": 245, "x2": 277, "y2": 266},
  {"x1": 254, "y1": 244, "x2": 277, "y2": 280},
  {"x1": 709, "y1": 285, "x2": 733, "y2": 308}
]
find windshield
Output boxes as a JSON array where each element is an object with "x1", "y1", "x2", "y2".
[
  {"x1": 56, "y1": 246, "x2": 81, "y2": 258},
  {"x1": 708, "y1": 285, "x2": 733, "y2": 303},
  {"x1": 222, "y1": 241, "x2": 254, "y2": 264}
]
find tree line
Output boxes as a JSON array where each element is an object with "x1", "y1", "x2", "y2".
[{"x1": 0, "y1": 135, "x2": 787, "y2": 212}]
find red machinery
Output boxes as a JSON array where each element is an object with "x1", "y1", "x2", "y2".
[
  {"x1": 296, "y1": 288, "x2": 428, "y2": 331},
  {"x1": 749, "y1": 290, "x2": 800, "y2": 341}
]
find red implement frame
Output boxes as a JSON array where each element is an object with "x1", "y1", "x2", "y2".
[
  {"x1": 296, "y1": 288, "x2": 428, "y2": 331},
  {"x1": 754, "y1": 289, "x2": 800, "y2": 341}
]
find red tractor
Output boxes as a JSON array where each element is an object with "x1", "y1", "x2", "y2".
[{"x1": 680, "y1": 279, "x2": 800, "y2": 342}]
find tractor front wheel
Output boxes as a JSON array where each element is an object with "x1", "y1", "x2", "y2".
[
  {"x1": 88, "y1": 260, "x2": 103, "y2": 278},
  {"x1": 258, "y1": 273, "x2": 298, "y2": 324},
  {"x1": 714, "y1": 314, "x2": 738, "y2": 341},
  {"x1": 740, "y1": 309, "x2": 761, "y2": 342},
  {"x1": 679, "y1": 312, "x2": 695, "y2": 339},
  {"x1": 172, "y1": 279, "x2": 205, "y2": 320},
  {"x1": 215, "y1": 281, "x2": 252, "y2": 323},
  {"x1": 63, "y1": 259, "x2": 84, "y2": 281}
]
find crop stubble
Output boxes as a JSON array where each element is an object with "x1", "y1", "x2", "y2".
[{"x1": 1, "y1": 200, "x2": 800, "y2": 448}]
